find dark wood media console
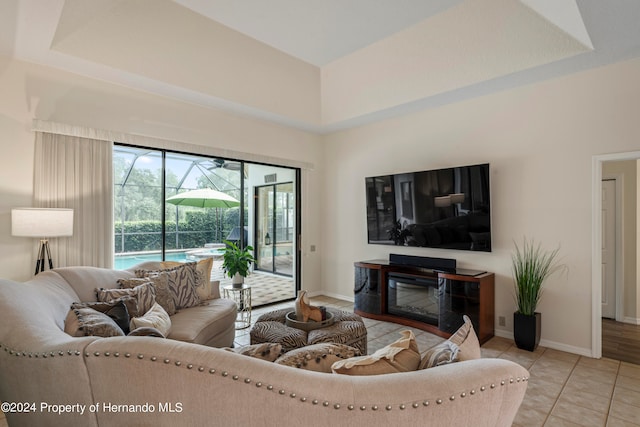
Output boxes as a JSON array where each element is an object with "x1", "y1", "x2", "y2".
[{"x1": 354, "y1": 259, "x2": 495, "y2": 344}]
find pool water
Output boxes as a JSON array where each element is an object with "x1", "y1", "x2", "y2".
[{"x1": 114, "y1": 252, "x2": 189, "y2": 270}]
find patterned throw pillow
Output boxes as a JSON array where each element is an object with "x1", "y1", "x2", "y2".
[
  {"x1": 135, "y1": 263, "x2": 201, "y2": 310},
  {"x1": 96, "y1": 282, "x2": 156, "y2": 318},
  {"x1": 331, "y1": 330, "x2": 421, "y2": 375},
  {"x1": 128, "y1": 327, "x2": 166, "y2": 338},
  {"x1": 129, "y1": 302, "x2": 172, "y2": 336},
  {"x1": 64, "y1": 307, "x2": 125, "y2": 338},
  {"x1": 419, "y1": 340, "x2": 460, "y2": 370},
  {"x1": 161, "y1": 258, "x2": 214, "y2": 300},
  {"x1": 71, "y1": 300, "x2": 131, "y2": 334},
  {"x1": 224, "y1": 343, "x2": 283, "y2": 362},
  {"x1": 275, "y1": 343, "x2": 361, "y2": 373},
  {"x1": 119, "y1": 277, "x2": 176, "y2": 316}
]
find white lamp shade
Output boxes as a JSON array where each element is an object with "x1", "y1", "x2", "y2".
[
  {"x1": 434, "y1": 196, "x2": 451, "y2": 208},
  {"x1": 11, "y1": 208, "x2": 74, "y2": 237},
  {"x1": 450, "y1": 193, "x2": 465, "y2": 204}
]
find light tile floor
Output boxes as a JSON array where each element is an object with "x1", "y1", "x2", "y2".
[
  {"x1": 237, "y1": 296, "x2": 640, "y2": 427},
  {"x1": 2, "y1": 296, "x2": 638, "y2": 427}
]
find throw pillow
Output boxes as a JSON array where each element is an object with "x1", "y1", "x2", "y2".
[
  {"x1": 64, "y1": 307, "x2": 125, "y2": 338},
  {"x1": 331, "y1": 330, "x2": 421, "y2": 376},
  {"x1": 96, "y1": 282, "x2": 156, "y2": 318},
  {"x1": 448, "y1": 315, "x2": 481, "y2": 361},
  {"x1": 128, "y1": 327, "x2": 166, "y2": 338},
  {"x1": 71, "y1": 300, "x2": 131, "y2": 334},
  {"x1": 119, "y1": 277, "x2": 176, "y2": 316},
  {"x1": 275, "y1": 343, "x2": 361, "y2": 373},
  {"x1": 224, "y1": 343, "x2": 283, "y2": 362},
  {"x1": 161, "y1": 258, "x2": 214, "y2": 301},
  {"x1": 129, "y1": 302, "x2": 172, "y2": 337},
  {"x1": 419, "y1": 340, "x2": 460, "y2": 370},
  {"x1": 135, "y1": 262, "x2": 201, "y2": 310}
]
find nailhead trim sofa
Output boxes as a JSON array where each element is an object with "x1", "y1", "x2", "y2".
[{"x1": 0, "y1": 265, "x2": 529, "y2": 426}]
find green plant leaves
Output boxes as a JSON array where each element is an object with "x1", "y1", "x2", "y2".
[
  {"x1": 512, "y1": 238, "x2": 563, "y2": 316},
  {"x1": 221, "y1": 240, "x2": 256, "y2": 279}
]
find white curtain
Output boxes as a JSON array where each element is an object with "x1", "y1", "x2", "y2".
[{"x1": 33, "y1": 132, "x2": 114, "y2": 268}]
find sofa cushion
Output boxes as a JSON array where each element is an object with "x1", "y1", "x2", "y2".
[
  {"x1": 54, "y1": 266, "x2": 135, "y2": 302},
  {"x1": 167, "y1": 299, "x2": 237, "y2": 346},
  {"x1": 130, "y1": 302, "x2": 172, "y2": 336},
  {"x1": 275, "y1": 343, "x2": 360, "y2": 373},
  {"x1": 64, "y1": 306, "x2": 125, "y2": 337},
  {"x1": 119, "y1": 277, "x2": 176, "y2": 316},
  {"x1": 135, "y1": 262, "x2": 201, "y2": 310},
  {"x1": 419, "y1": 340, "x2": 460, "y2": 370},
  {"x1": 71, "y1": 299, "x2": 132, "y2": 334},
  {"x1": 96, "y1": 282, "x2": 156, "y2": 317},
  {"x1": 448, "y1": 315, "x2": 481, "y2": 361},
  {"x1": 331, "y1": 330, "x2": 421, "y2": 375},
  {"x1": 161, "y1": 258, "x2": 214, "y2": 300}
]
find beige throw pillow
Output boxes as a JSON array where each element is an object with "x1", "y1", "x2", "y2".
[
  {"x1": 331, "y1": 330, "x2": 421, "y2": 375},
  {"x1": 161, "y1": 258, "x2": 214, "y2": 300},
  {"x1": 448, "y1": 315, "x2": 481, "y2": 361},
  {"x1": 129, "y1": 302, "x2": 172, "y2": 336}
]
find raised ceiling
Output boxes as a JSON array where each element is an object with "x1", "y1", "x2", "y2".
[{"x1": 3, "y1": 0, "x2": 640, "y2": 133}]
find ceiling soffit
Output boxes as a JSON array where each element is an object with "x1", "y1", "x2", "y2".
[{"x1": 13, "y1": 0, "x2": 602, "y2": 132}]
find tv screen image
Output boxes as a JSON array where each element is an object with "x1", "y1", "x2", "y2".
[{"x1": 365, "y1": 163, "x2": 491, "y2": 252}]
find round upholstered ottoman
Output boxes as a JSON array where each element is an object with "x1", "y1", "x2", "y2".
[{"x1": 250, "y1": 307, "x2": 367, "y2": 354}]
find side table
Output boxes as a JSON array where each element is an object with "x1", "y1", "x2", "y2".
[{"x1": 222, "y1": 284, "x2": 252, "y2": 329}]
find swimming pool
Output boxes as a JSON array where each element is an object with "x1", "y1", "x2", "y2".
[{"x1": 114, "y1": 251, "x2": 189, "y2": 270}]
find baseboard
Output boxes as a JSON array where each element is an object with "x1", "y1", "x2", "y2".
[
  {"x1": 622, "y1": 316, "x2": 640, "y2": 325},
  {"x1": 494, "y1": 329, "x2": 593, "y2": 358},
  {"x1": 312, "y1": 291, "x2": 353, "y2": 303}
]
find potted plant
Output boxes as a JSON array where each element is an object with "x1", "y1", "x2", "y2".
[
  {"x1": 511, "y1": 238, "x2": 563, "y2": 351},
  {"x1": 388, "y1": 220, "x2": 410, "y2": 246},
  {"x1": 221, "y1": 240, "x2": 256, "y2": 288}
]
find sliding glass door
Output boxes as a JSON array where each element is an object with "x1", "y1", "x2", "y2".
[
  {"x1": 255, "y1": 182, "x2": 294, "y2": 276},
  {"x1": 114, "y1": 144, "x2": 300, "y2": 306}
]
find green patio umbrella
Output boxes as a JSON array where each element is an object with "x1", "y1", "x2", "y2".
[
  {"x1": 166, "y1": 188, "x2": 240, "y2": 208},
  {"x1": 166, "y1": 189, "x2": 241, "y2": 243}
]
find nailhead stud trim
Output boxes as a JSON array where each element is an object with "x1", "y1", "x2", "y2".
[{"x1": 2, "y1": 343, "x2": 532, "y2": 414}]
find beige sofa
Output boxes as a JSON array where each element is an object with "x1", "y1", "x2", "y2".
[{"x1": 0, "y1": 265, "x2": 529, "y2": 427}]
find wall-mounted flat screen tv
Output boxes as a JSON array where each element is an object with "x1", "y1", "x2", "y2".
[{"x1": 365, "y1": 163, "x2": 491, "y2": 252}]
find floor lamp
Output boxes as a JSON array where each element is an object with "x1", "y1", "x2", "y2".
[{"x1": 11, "y1": 208, "x2": 74, "y2": 275}]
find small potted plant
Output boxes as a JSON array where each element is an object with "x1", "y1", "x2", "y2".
[
  {"x1": 388, "y1": 220, "x2": 410, "y2": 246},
  {"x1": 512, "y1": 238, "x2": 563, "y2": 351},
  {"x1": 221, "y1": 240, "x2": 256, "y2": 288}
]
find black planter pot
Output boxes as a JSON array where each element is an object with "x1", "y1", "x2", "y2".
[{"x1": 513, "y1": 312, "x2": 541, "y2": 351}]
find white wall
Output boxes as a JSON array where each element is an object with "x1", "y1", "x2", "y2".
[
  {"x1": 321, "y1": 57, "x2": 640, "y2": 356},
  {"x1": 3, "y1": 51, "x2": 640, "y2": 355},
  {"x1": 0, "y1": 57, "x2": 323, "y2": 286}
]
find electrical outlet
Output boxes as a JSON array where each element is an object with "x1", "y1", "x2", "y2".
[
  {"x1": 310, "y1": 245, "x2": 316, "y2": 252},
  {"x1": 498, "y1": 316, "x2": 506, "y2": 327}
]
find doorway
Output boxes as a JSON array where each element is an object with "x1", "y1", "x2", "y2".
[
  {"x1": 255, "y1": 182, "x2": 295, "y2": 276},
  {"x1": 593, "y1": 152, "x2": 640, "y2": 361},
  {"x1": 601, "y1": 177, "x2": 621, "y2": 321}
]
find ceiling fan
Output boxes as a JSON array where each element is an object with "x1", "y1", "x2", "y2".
[{"x1": 208, "y1": 158, "x2": 242, "y2": 171}]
